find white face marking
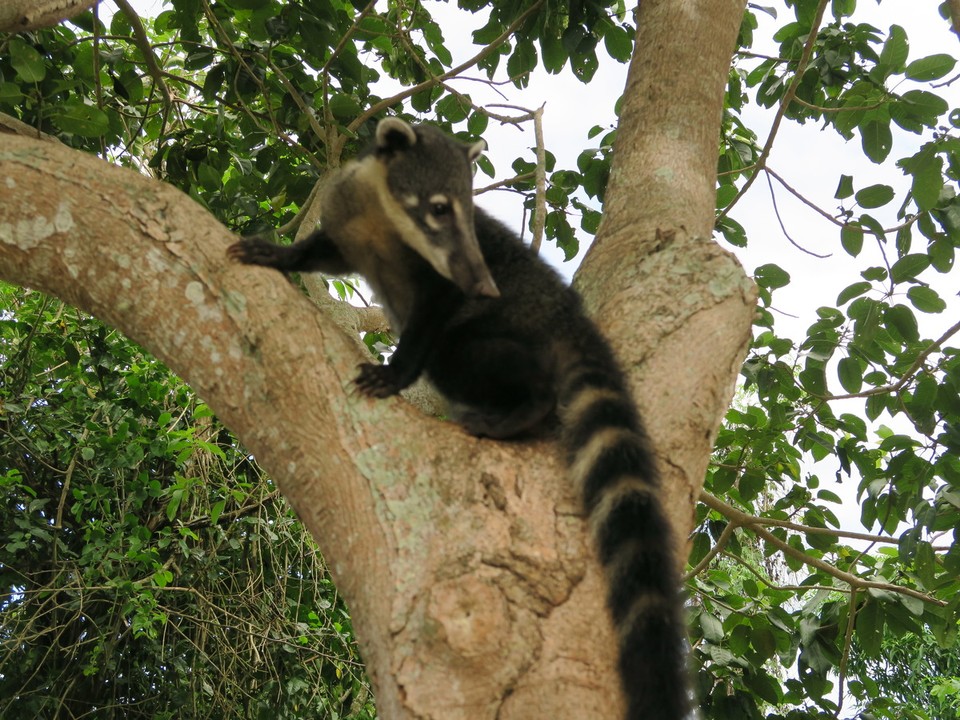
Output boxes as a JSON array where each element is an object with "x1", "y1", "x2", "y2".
[
  {"x1": 403, "y1": 194, "x2": 419, "y2": 208},
  {"x1": 429, "y1": 193, "x2": 449, "y2": 206}
]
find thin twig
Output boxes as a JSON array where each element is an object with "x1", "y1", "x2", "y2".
[
  {"x1": 340, "y1": 0, "x2": 546, "y2": 155},
  {"x1": 717, "y1": 0, "x2": 831, "y2": 223},
  {"x1": 764, "y1": 170, "x2": 831, "y2": 258}
]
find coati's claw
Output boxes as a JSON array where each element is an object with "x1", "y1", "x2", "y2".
[
  {"x1": 354, "y1": 363, "x2": 402, "y2": 398},
  {"x1": 228, "y1": 238, "x2": 278, "y2": 266}
]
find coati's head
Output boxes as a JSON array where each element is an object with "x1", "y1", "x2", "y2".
[{"x1": 372, "y1": 117, "x2": 499, "y2": 299}]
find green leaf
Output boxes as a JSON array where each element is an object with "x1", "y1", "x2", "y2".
[
  {"x1": 837, "y1": 281, "x2": 871, "y2": 305},
  {"x1": 899, "y1": 594, "x2": 924, "y2": 617},
  {"x1": 837, "y1": 357, "x2": 863, "y2": 394},
  {"x1": 884, "y1": 304, "x2": 919, "y2": 342},
  {"x1": 436, "y1": 94, "x2": 470, "y2": 123},
  {"x1": 896, "y1": 224, "x2": 912, "y2": 255},
  {"x1": 841, "y1": 223, "x2": 864, "y2": 256},
  {"x1": 602, "y1": 25, "x2": 634, "y2": 63},
  {"x1": 166, "y1": 488, "x2": 183, "y2": 522},
  {"x1": 754, "y1": 263, "x2": 790, "y2": 289},
  {"x1": 906, "y1": 285, "x2": 946, "y2": 313},
  {"x1": 540, "y1": 34, "x2": 567, "y2": 74},
  {"x1": 915, "y1": 541, "x2": 936, "y2": 589},
  {"x1": 422, "y1": 20, "x2": 452, "y2": 67},
  {"x1": 860, "y1": 120, "x2": 893, "y2": 163},
  {"x1": 856, "y1": 599, "x2": 883, "y2": 656},
  {"x1": 859, "y1": 213, "x2": 886, "y2": 241},
  {"x1": 467, "y1": 111, "x2": 488, "y2": 136},
  {"x1": 856, "y1": 184, "x2": 895, "y2": 209},
  {"x1": 905, "y1": 53, "x2": 957, "y2": 82},
  {"x1": 890, "y1": 253, "x2": 931, "y2": 283},
  {"x1": 51, "y1": 100, "x2": 110, "y2": 137},
  {"x1": 700, "y1": 612, "x2": 724, "y2": 643},
  {"x1": 8, "y1": 38, "x2": 47, "y2": 83},
  {"x1": 0, "y1": 82, "x2": 22, "y2": 104},
  {"x1": 929, "y1": 236, "x2": 955, "y2": 272},
  {"x1": 507, "y1": 40, "x2": 538, "y2": 85},
  {"x1": 799, "y1": 366, "x2": 827, "y2": 395},
  {"x1": 152, "y1": 569, "x2": 174, "y2": 587},
  {"x1": 893, "y1": 90, "x2": 949, "y2": 132},
  {"x1": 834, "y1": 174, "x2": 854, "y2": 200},
  {"x1": 570, "y1": 49, "x2": 599, "y2": 83},
  {"x1": 210, "y1": 500, "x2": 226, "y2": 525},
  {"x1": 831, "y1": 0, "x2": 856, "y2": 20},
  {"x1": 910, "y1": 154, "x2": 944, "y2": 212},
  {"x1": 328, "y1": 93, "x2": 361, "y2": 121},
  {"x1": 878, "y1": 25, "x2": 909, "y2": 75},
  {"x1": 743, "y1": 669, "x2": 782, "y2": 704}
]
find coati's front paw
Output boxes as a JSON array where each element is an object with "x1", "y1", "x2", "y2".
[
  {"x1": 227, "y1": 237, "x2": 281, "y2": 267},
  {"x1": 354, "y1": 363, "x2": 405, "y2": 398}
]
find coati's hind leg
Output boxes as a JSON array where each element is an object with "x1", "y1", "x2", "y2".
[
  {"x1": 428, "y1": 330, "x2": 556, "y2": 439},
  {"x1": 228, "y1": 230, "x2": 353, "y2": 275}
]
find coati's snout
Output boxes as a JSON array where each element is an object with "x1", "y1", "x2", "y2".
[{"x1": 447, "y1": 247, "x2": 500, "y2": 298}]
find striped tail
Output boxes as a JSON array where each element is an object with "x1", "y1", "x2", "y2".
[{"x1": 558, "y1": 336, "x2": 691, "y2": 720}]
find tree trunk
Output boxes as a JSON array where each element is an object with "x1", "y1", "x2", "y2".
[
  {"x1": 0, "y1": 0, "x2": 753, "y2": 717},
  {"x1": 582, "y1": 0, "x2": 757, "y2": 557}
]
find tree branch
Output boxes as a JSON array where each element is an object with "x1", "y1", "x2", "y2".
[
  {"x1": 115, "y1": 0, "x2": 173, "y2": 109},
  {"x1": 699, "y1": 491, "x2": 946, "y2": 606},
  {"x1": 0, "y1": 132, "x2": 628, "y2": 720},
  {"x1": 816, "y1": 318, "x2": 960, "y2": 401},
  {"x1": 0, "y1": 0, "x2": 97, "y2": 31}
]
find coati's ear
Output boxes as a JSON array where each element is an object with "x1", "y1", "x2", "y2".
[
  {"x1": 466, "y1": 139, "x2": 486, "y2": 162},
  {"x1": 376, "y1": 117, "x2": 417, "y2": 152}
]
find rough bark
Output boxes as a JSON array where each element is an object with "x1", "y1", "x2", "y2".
[
  {"x1": 581, "y1": 0, "x2": 756, "y2": 557},
  {"x1": 0, "y1": 0, "x2": 98, "y2": 31},
  {"x1": 0, "y1": 0, "x2": 754, "y2": 717}
]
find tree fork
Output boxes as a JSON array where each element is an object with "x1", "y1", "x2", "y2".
[
  {"x1": 0, "y1": 2, "x2": 756, "y2": 717},
  {"x1": 582, "y1": 0, "x2": 756, "y2": 557}
]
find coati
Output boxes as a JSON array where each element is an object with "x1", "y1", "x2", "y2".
[{"x1": 228, "y1": 117, "x2": 691, "y2": 720}]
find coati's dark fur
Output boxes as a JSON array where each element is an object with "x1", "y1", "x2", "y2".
[{"x1": 229, "y1": 118, "x2": 690, "y2": 720}]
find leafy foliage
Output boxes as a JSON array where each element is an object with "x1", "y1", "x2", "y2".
[
  {"x1": 1, "y1": 1, "x2": 960, "y2": 719},
  {"x1": 702, "y1": 1, "x2": 960, "y2": 717},
  {"x1": 846, "y1": 623, "x2": 960, "y2": 719},
  {"x1": 0, "y1": 285, "x2": 373, "y2": 719}
]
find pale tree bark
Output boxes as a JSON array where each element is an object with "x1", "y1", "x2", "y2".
[
  {"x1": 0, "y1": 1, "x2": 753, "y2": 718},
  {"x1": 0, "y1": 0, "x2": 99, "y2": 31},
  {"x1": 582, "y1": 0, "x2": 758, "y2": 558}
]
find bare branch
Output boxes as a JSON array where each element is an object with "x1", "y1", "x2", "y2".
[
  {"x1": 115, "y1": 0, "x2": 174, "y2": 108},
  {"x1": 531, "y1": 104, "x2": 547, "y2": 254},
  {"x1": 700, "y1": 491, "x2": 946, "y2": 607},
  {"x1": 764, "y1": 170, "x2": 831, "y2": 258}
]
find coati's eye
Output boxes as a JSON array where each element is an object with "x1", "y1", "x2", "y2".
[{"x1": 431, "y1": 202, "x2": 450, "y2": 217}]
